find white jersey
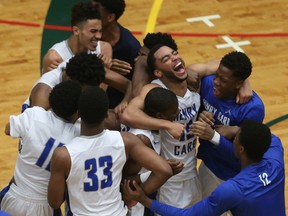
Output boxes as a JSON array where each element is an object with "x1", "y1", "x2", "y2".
[
  {"x1": 23, "y1": 40, "x2": 101, "y2": 109},
  {"x1": 9, "y1": 106, "x2": 79, "y2": 198},
  {"x1": 152, "y1": 79, "x2": 200, "y2": 181},
  {"x1": 121, "y1": 124, "x2": 161, "y2": 155},
  {"x1": 49, "y1": 39, "x2": 101, "y2": 62},
  {"x1": 65, "y1": 130, "x2": 128, "y2": 216}
]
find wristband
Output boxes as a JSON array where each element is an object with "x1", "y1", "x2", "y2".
[{"x1": 209, "y1": 131, "x2": 220, "y2": 145}]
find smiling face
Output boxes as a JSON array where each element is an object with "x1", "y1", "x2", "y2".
[
  {"x1": 153, "y1": 46, "x2": 187, "y2": 82},
  {"x1": 213, "y1": 64, "x2": 243, "y2": 99},
  {"x1": 74, "y1": 19, "x2": 102, "y2": 52}
]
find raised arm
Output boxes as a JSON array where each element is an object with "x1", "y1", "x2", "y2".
[
  {"x1": 42, "y1": 50, "x2": 63, "y2": 74},
  {"x1": 120, "y1": 84, "x2": 184, "y2": 139},
  {"x1": 123, "y1": 132, "x2": 172, "y2": 195},
  {"x1": 98, "y1": 40, "x2": 113, "y2": 69},
  {"x1": 30, "y1": 83, "x2": 52, "y2": 110},
  {"x1": 132, "y1": 55, "x2": 152, "y2": 97}
]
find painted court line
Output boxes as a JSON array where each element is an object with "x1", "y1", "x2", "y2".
[
  {"x1": 145, "y1": 0, "x2": 163, "y2": 35},
  {"x1": 1, "y1": 19, "x2": 288, "y2": 38}
]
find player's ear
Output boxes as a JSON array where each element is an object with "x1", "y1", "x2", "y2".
[
  {"x1": 235, "y1": 79, "x2": 244, "y2": 91},
  {"x1": 72, "y1": 26, "x2": 80, "y2": 36},
  {"x1": 154, "y1": 69, "x2": 163, "y2": 78},
  {"x1": 107, "y1": 13, "x2": 115, "y2": 22}
]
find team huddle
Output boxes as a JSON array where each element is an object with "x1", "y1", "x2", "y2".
[{"x1": 0, "y1": 0, "x2": 285, "y2": 216}]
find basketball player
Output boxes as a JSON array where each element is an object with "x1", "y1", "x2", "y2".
[
  {"x1": 122, "y1": 87, "x2": 184, "y2": 216},
  {"x1": 123, "y1": 120, "x2": 285, "y2": 216},
  {"x1": 48, "y1": 86, "x2": 173, "y2": 215},
  {"x1": 92, "y1": 0, "x2": 142, "y2": 109},
  {"x1": 27, "y1": 53, "x2": 131, "y2": 129},
  {"x1": 1, "y1": 80, "x2": 82, "y2": 216},
  {"x1": 190, "y1": 51, "x2": 265, "y2": 202},
  {"x1": 42, "y1": 1, "x2": 112, "y2": 73},
  {"x1": 121, "y1": 44, "x2": 202, "y2": 209}
]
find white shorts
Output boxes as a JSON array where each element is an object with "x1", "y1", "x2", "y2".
[
  {"x1": 198, "y1": 162, "x2": 232, "y2": 216},
  {"x1": 127, "y1": 202, "x2": 145, "y2": 216},
  {"x1": 198, "y1": 162, "x2": 224, "y2": 198},
  {"x1": 1, "y1": 183, "x2": 58, "y2": 216},
  {"x1": 156, "y1": 176, "x2": 202, "y2": 209}
]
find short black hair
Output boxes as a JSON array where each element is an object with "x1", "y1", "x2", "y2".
[
  {"x1": 239, "y1": 120, "x2": 271, "y2": 162},
  {"x1": 92, "y1": 0, "x2": 125, "y2": 20},
  {"x1": 147, "y1": 44, "x2": 165, "y2": 75},
  {"x1": 78, "y1": 86, "x2": 109, "y2": 126},
  {"x1": 71, "y1": 1, "x2": 101, "y2": 27},
  {"x1": 143, "y1": 32, "x2": 178, "y2": 51},
  {"x1": 49, "y1": 80, "x2": 82, "y2": 120},
  {"x1": 144, "y1": 87, "x2": 178, "y2": 118},
  {"x1": 65, "y1": 53, "x2": 106, "y2": 86},
  {"x1": 220, "y1": 51, "x2": 252, "y2": 80}
]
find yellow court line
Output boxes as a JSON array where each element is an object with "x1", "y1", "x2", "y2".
[{"x1": 145, "y1": 0, "x2": 164, "y2": 35}]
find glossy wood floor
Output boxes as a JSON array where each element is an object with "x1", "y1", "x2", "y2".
[{"x1": 0, "y1": 0, "x2": 287, "y2": 213}]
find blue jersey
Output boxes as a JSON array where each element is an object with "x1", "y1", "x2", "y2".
[
  {"x1": 197, "y1": 75, "x2": 265, "y2": 180},
  {"x1": 106, "y1": 24, "x2": 141, "y2": 108},
  {"x1": 150, "y1": 134, "x2": 285, "y2": 216}
]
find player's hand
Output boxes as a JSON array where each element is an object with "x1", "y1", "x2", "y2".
[
  {"x1": 98, "y1": 53, "x2": 112, "y2": 69},
  {"x1": 46, "y1": 59, "x2": 62, "y2": 72},
  {"x1": 198, "y1": 111, "x2": 215, "y2": 126},
  {"x1": 236, "y1": 79, "x2": 252, "y2": 104},
  {"x1": 190, "y1": 121, "x2": 214, "y2": 140},
  {"x1": 167, "y1": 159, "x2": 184, "y2": 175},
  {"x1": 215, "y1": 125, "x2": 240, "y2": 140},
  {"x1": 114, "y1": 101, "x2": 128, "y2": 117},
  {"x1": 122, "y1": 180, "x2": 143, "y2": 207},
  {"x1": 167, "y1": 122, "x2": 184, "y2": 140},
  {"x1": 110, "y1": 59, "x2": 132, "y2": 75}
]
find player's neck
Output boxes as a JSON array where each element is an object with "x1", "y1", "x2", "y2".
[
  {"x1": 68, "y1": 36, "x2": 87, "y2": 55},
  {"x1": 162, "y1": 79, "x2": 187, "y2": 97},
  {"x1": 81, "y1": 123, "x2": 105, "y2": 136}
]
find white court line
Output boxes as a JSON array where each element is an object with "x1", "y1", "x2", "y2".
[
  {"x1": 186, "y1": 15, "x2": 221, "y2": 27},
  {"x1": 216, "y1": 36, "x2": 251, "y2": 52}
]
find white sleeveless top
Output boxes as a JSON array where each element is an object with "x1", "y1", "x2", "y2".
[
  {"x1": 50, "y1": 39, "x2": 101, "y2": 61},
  {"x1": 65, "y1": 130, "x2": 128, "y2": 216},
  {"x1": 9, "y1": 107, "x2": 79, "y2": 198},
  {"x1": 152, "y1": 79, "x2": 201, "y2": 181}
]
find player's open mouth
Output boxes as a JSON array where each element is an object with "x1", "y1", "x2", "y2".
[{"x1": 174, "y1": 61, "x2": 185, "y2": 75}]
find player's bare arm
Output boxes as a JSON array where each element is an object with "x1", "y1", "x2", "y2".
[
  {"x1": 48, "y1": 146, "x2": 70, "y2": 209},
  {"x1": 98, "y1": 40, "x2": 112, "y2": 69},
  {"x1": 122, "y1": 131, "x2": 172, "y2": 195},
  {"x1": 120, "y1": 84, "x2": 184, "y2": 139},
  {"x1": 30, "y1": 83, "x2": 52, "y2": 110},
  {"x1": 42, "y1": 50, "x2": 63, "y2": 73}
]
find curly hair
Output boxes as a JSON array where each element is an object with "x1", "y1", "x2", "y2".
[
  {"x1": 65, "y1": 53, "x2": 106, "y2": 86},
  {"x1": 92, "y1": 0, "x2": 125, "y2": 20},
  {"x1": 220, "y1": 51, "x2": 252, "y2": 80},
  {"x1": 49, "y1": 80, "x2": 82, "y2": 120},
  {"x1": 147, "y1": 44, "x2": 164, "y2": 75},
  {"x1": 144, "y1": 32, "x2": 178, "y2": 51},
  {"x1": 71, "y1": 1, "x2": 101, "y2": 27},
  {"x1": 78, "y1": 86, "x2": 109, "y2": 126}
]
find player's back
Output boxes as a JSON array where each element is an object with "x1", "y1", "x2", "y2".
[
  {"x1": 11, "y1": 107, "x2": 79, "y2": 197},
  {"x1": 65, "y1": 129, "x2": 127, "y2": 216}
]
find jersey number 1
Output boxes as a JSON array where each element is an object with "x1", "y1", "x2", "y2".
[{"x1": 36, "y1": 138, "x2": 64, "y2": 171}]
